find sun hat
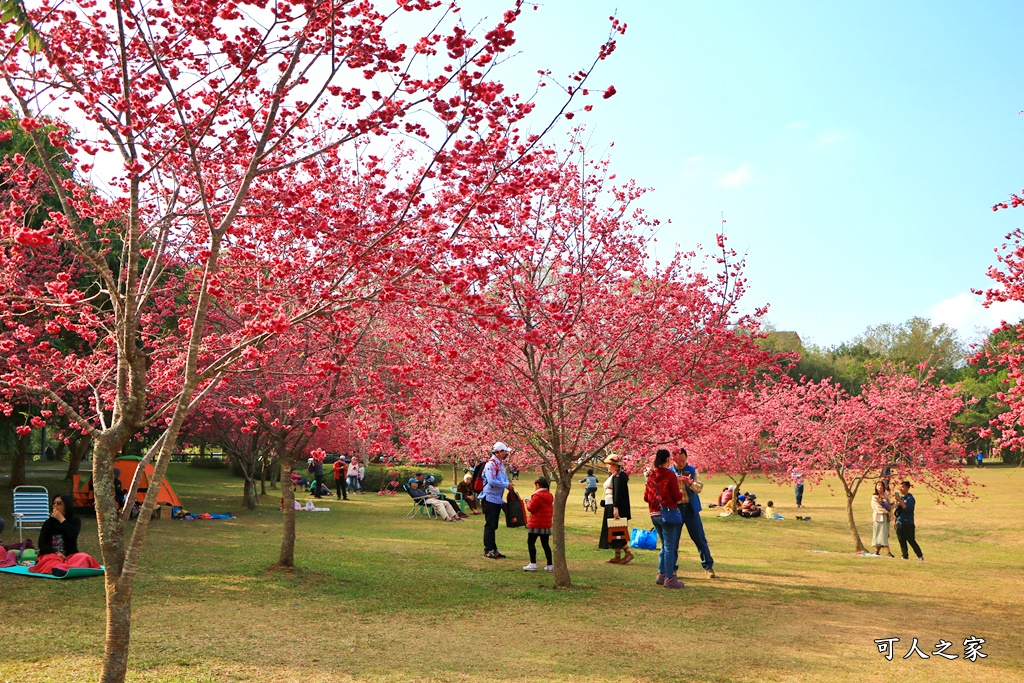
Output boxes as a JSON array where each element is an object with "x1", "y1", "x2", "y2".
[
  {"x1": 492, "y1": 442, "x2": 512, "y2": 453},
  {"x1": 602, "y1": 454, "x2": 622, "y2": 465}
]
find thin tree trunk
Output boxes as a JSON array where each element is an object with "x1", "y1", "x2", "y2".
[
  {"x1": 101, "y1": 575, "x2": 133, "y2": 683},
  {"x1": 64, "y1": 434, "x2": 91, "y2": 480},
  {"x1": 93, "y1": 435, "x2": 131, "y2": 683},
  {"x1": 243, "y1": 473, "x2": 259, "y2": 509},
  {"x1": 8, "y1": 431, "x2": 30, "y2": 489},
  {"x1": 278, "y1": 450, "x2": 297, "y2": 568},
  {"x1": 844, "y1": 493, "x2": 865, "y2": 552},
  {"x1": 551, "y1": 477, "x2": 572, "y2": 588},
  {"x1": 729, "y1": 474, "x2": 746, "y2": 512}
]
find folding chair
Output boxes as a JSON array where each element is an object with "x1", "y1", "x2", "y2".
[
  {"x1": 449, "y1": 486, "x2": 467, "y2": 513},
  {"x1": 403, "y1": 484, "x2": 438, "y2": 519},
  {"x1": 13, "y1": 486, "x2": 50, "y2": 542}
]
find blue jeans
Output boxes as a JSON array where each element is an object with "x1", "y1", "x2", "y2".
[
  {"x1": 652, "y1": 515, "x2": 682, "y2": 579},
  {"x1": 348, "y1": 475, "x2": 359, "y2": 492},
  {"x1": 681, "y1": 504, "x2": 714, "y2": 570},
  {"x1": 795, "y1": 484, "x2": 804, "y2": 506}
]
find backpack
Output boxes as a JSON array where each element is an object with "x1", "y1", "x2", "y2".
[
  {"x1": 307, "y1": 461, "x2": 316, "y2": 474},
  {"x1": 471, "y1": 462, "x2": 486, "y2": 493}
]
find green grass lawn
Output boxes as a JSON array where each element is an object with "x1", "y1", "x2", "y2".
[{"x1": 0, "y1": 462, "x2": 1021, "y2": 683}]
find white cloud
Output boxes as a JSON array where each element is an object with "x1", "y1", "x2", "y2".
[
  {"x1": 930, "y1": 293, "x2": 1024, "y2": 341},
  {"x1": 717, "y1": 163, "x2": 753, "y2": 187}
]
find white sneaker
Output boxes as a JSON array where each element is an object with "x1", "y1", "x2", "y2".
[
  {"x1": 522, "y1": 563, "x2": 539, "y2": 571},
  {"x1": 544, "y1": 565, "x2": 554, "y2": 572}
]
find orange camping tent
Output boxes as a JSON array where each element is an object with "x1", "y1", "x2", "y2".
[{"x1": 73, "y1": 455, "x2": 183, "y2": 510}]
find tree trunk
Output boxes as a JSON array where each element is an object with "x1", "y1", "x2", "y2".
[
  {"x1": 64, "y1": 434, "x2": 91, "y2": 480},
  {"x1": 551, "y1": 477, "x2": 572, "y2": 588},
  {"x1": 260, "y1": 457, "x2": 267, "y2": 496},
  {"x1": 243, "y1": 473, "x2": 259, "y2": 509},
  {"x1": 100, "y1": 574, "x2": 133, "y2": 683},
  {"x1": 278, "y1": 455, "x2": 296, "y2": 568},
  {"x1": 93, "y1": 435, "x2": 131, "y2": 683},
  {"x1": 7, "y1": 431, "x2": 30, "y2": 489},
  {"x1": 844, "y1": 493, "x2": 865, "y2": 552},
  {"x1": 729, "y1": 474, "x2": 746, "y2": 512}
]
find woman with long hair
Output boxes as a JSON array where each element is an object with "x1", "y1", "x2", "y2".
[
  {"x1": 30, "y1": 493, "x2": 100, "y2": 576},
  {"x1": 644, "y1": 449, "x2": 685, "y2": 588},
  {"x1": 870, "y1": 480, "x2": 894, "y2": 557}
]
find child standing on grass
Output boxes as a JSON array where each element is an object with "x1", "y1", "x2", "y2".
[{"x1": 524, "y1": 477, "x2": 554, "y2": 572}]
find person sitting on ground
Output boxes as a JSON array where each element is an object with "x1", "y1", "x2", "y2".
[
  {"x1": 764, "y1": 500, "x2": 784, "y2": 520},
  {"x1": 31, "y1": 494, "x2": 100, "y2": 576},
  {"x1": 739, "y1": 493, "x2": 762, "y2": 518},
  {"x1": 456, "y1": 473, "x2": 481, "y2": 514},
  {"x1": 309, "y1": 480, "x2": 332, "y2": 498},
  {"x1": 716, "y1": 486, "x2": 734, "y2": 508},
  {"x1": 408, "y1": 480, "x2": 465, "y2": 521}
]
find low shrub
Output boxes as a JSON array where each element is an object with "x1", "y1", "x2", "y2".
[{"x1": 361, "y1": 464, "x2": 444, "y2": 493}]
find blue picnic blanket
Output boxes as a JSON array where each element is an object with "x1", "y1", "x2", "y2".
[{"x1": 0, "y1": 564, "x2": 105, "y2": 579}]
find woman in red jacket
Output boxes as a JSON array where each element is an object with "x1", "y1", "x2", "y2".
[
  {"x1": 523, "y1": 477, "x2": 554, "y2": 572},
  {"x1": 644, "y1": 449, "x2": 685, "y2": 588}
]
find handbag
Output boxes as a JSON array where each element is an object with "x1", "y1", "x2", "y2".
[
  {"x1": 504, "y1": 489, "x2": 526, "y2": 528},
  {"x1": 659, "y1": 506, "x2": 682, "y2": 525},
  {"x1": 630, "y1": 527, "x2": 658, "y2": 550},
  {"x1": 606, "y1": 516, "x2": 629, "y2": 544}
]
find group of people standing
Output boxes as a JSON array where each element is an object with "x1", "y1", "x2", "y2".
[
  {"x1": 641, "y1": 447, "x2": 716, "y2": 588},
  {"x1": 461, "y1": 440, "x2": 927, "y2": 583},
  {"x1": 870, "y1": 479, "x2": 924, "y2": 561},
  {"x1": 472, "y1": 441, "x2": 717, "y2": 588}
]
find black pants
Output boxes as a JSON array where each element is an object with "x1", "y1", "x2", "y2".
[
  {"x1": 896, "y1": 523, "x2": 923, "y2": 559},
  {"x1": 335, "y1": 477, "x2": 345, "y2": 499},
  {"x1": 528, "y1": 532, "x2": 552, "y2": 565},
  {"x1": 314, "y1": 475, "x2": 324, "y2": 498},
  {"x1": 483, "y1": 500, "x2": 502, "y2": 553}
]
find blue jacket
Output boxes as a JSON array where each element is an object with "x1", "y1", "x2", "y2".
[
  {"x1": 670, "y1": 464, "x2": 703, "y2": 513},
  {"x1": 481, "y1": 455, "x2": 509, "y2": 505},
  {"x1": 895, "y1": 493, "x2": 915, "y2": 526}
]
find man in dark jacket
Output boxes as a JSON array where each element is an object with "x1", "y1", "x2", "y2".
[
  {"x1": 311, "y1": 457, "x2": 325, "y2": 499},
  {"x1": 893, "y1": 480, "x2": 924, "y2": 561}
]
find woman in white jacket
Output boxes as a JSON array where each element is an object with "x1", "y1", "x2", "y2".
[{"x1": 870, "y1": 481, "x2": 894, "y2": 557}]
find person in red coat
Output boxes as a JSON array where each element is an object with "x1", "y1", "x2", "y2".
[{"x1": 523, "y1": 477, "x2": 554, "y2": 572}]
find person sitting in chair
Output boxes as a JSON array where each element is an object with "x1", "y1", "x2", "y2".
[
  {"x1": 408, "y1": 480, "x2": 465, "y2": 521},
  {"x1": 456, "y1": 473, "x2": 481, "y2": 514}
]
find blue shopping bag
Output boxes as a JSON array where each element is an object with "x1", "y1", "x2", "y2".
[{"x1": 630, "y1": 527, "x2": 658, "y2": 550}]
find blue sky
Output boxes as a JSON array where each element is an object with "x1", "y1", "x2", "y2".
[{"x1": 459, "y1": 1, "x2": 1024, "y2": 347}]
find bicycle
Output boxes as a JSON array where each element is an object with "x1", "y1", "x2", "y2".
[{"x1": 583, "y1": 489, "x2": 598, "y2": 514}]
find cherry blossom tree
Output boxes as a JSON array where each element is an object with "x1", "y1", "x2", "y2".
[
  {"x1": 688, "y1": 388, "x2": 781, "y2": 511},
  {"x1": 974, "y1": 227, "x2": 1024, "y2": 451},
  {"x1": 399, "y1": 144, "x2": 778, "y2": 587},
  {"x1": 765, "y1": 371, "x2": 964, "y2": 552},
  {"x1": 0, "y1": 0, "x2": 621, "y2": 678}
]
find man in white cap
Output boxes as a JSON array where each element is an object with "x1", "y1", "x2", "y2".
[{"x1": 481, "y1": 442, "x2": 513, "y2": 559}]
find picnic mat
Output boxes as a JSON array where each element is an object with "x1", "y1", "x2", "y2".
[{"x1": 0, "y1": 565, "x2": 105, "y2": 579}]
